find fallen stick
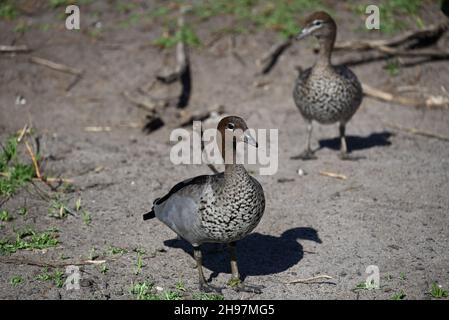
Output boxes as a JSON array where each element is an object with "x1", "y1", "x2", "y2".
[
  {"x1": 122, "y1": 91, "x2": 166, "y2": 113},
  {"x1": 24, "y1": 140, "x2": 42, "y2": 179},
  {"x1": 385, "y1": 122, "x2": 449, "y2": 142},
  {"x1": 257, "y1": 37, "x2": 293, "y2": 75},
  {"x1": 0, "y1": 45, "x2": 31, "y2": 53},
  {"x1": 16, "y1": 124, "x2": 29, "y2": 142},
  {"x1": 178, "y1": 105, "x2": 225, "y2": 127},
  {"x1": 84, "y1": 126, "x2": 112, "y2": 132},
  {"x1": 362, "y1": 83, "x2": 449, "y2": 108},
  {"x1": 331, "y1": 21, "x2": 449, "y2": 52},
  {"x1": 0, "y1": 257, "x2": 107, "y2": 268},
  {"x1": 375, "y1": 45, "x2": 449, "y2": 59},
  {"x1": 319, "y1": 171, "x2": 347, "y2": 180},
  {"x1": 155, "y1": 6, "x2": 192, "y2": 109},
  {"x1": 287, "y1": 275, "x2": 333, "y2": 284},
  {"x1": 30, "y1": 56, "x2": 82, "y2": 76},
  {"x1": 36, "y1": 177, "x2": 75, "y2": 184}
]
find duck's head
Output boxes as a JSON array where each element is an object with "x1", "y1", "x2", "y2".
[
  {"x1": 217, "y1": 116, "x2": 257, "y2": 148},
  {"x1": 296, "y1": 11, "x2": 336, "y2": 42}
]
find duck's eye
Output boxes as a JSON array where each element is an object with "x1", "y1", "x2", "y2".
[
  {"x1": 313, "y1": 20, "x2": 322, "y2": 26},
  {"x1": 227, "y1": 123, "x2": 235, "y2": 130}
]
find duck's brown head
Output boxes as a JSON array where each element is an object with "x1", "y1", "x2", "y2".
[
  {"x1": 217, "y1": 116, "x2": 257, "y2": 162},
  {"x1": 296, "y1": 11, "x2": 336, "y2": 42}
]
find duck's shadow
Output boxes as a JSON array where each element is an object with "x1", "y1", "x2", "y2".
[
  {"x1": 164, "y1": 227, "x2": 321, "y2": 281},
  {"x1": 318, "y1": 131, "x2": 393, "y2": 152}
]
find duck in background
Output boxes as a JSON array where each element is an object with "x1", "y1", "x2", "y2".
[{"x1": 293, "y1": 11, "x2": 363, "y2": 160}]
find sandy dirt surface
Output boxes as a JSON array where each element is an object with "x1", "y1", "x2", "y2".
[{"x1": 1, "y1": 1, "x2": 448, "y2": 300}]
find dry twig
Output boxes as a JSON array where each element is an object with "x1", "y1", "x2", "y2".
[
  {"x1": 30, "y1": 56, "x2": 82, "y2": 75},
  {"x1": 24, "y1": 140, "x2": 41, "y2": 179},
  {"x1": 0, "y1": 257, "x2": 107, "y2": 268},
  {"x1": 362, "y1": 83, "x2": 449, "y2": 108},
  {"x1": 257, "y1": 37, "x2": 293, "y2": 74},
  {"x1": 385, "y1": 122, "x2": 449, "y2": 142},
  {"x1": 0, "y1": 45, "x2": 31, "y2": 53},
  {"x1": 319, "y1": 171, "x2": 347, "y2": 180},
  {"x1": 287, "y1": 275, "x2": 333, "y2": 284}
]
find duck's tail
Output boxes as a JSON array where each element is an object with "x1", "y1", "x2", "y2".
[
  {"x1": 142, "y1": 210, "x2": 155, "y2": 220},
  {"x1": 142, "y1": 198, "x2": 160, "y2": 221}
]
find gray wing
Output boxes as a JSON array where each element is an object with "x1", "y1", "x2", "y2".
[{"x1": 153, "y1": 175, "x2": 211, "y2": 244}]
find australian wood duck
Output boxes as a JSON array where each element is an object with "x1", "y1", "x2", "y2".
[
  {"x1": 293, "y1": 11, "x2": 363, "y2": 160},
  {"x1": 143, "y1": 116, "x2": 265, "y2": 293}
]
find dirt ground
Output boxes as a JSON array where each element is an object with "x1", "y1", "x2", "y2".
[{"x1": 1, "y1": 1, "x2": 449, "y2": 300}]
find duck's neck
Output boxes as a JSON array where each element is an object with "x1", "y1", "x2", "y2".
[
  {"x1": 224, "y1": 163, "x2": 247, "y2": 176},
  {"x1": 315, "y1": 34, "x2": 335, "y2": 68}
]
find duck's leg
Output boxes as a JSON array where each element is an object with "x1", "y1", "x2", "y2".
[
  {"x1": 338, "y1": 123, "x2": 363, "y2": 161},
  {"x1": 193, "y1": 246, "x2": 222, "y2": 293},
  {"x1": 227, "y1": 242, "x2": 263, "y2": 294},
  {"x1": 291, "y1": 120, "x2": 317, "y2": 160}
]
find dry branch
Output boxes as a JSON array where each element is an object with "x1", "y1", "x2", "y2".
[
  {"x1": 0, "y1": 257, "x2": 106, "y2": 268},
  {"x1": 122, "y1": 91, "x2": 167, "y2": 113},
  {"x1": 30, "y1": 56, "x2": 82, "y2": 75},
  {"x1": 287, "y1": 275, "x2": 333, "y2": 284},
  {"x1": 385, "y1": 122, "x2": 449, "y2": 142},
  {"x1": 0, "y1": 45, "x2": 31, "y2": 53},
  {"x1": 155, "y1": 6, "x2": 192, "y2": 109},
  {"x1": 362, "y1": 83, "x2": 449, "y2": 108},
  {"x1": 319, "y1": 171, "x2": 347, "y2": 180},
  {"x1": 24, "y1": 140, "x2": 41, "y2": 179},
  {"x1": 332, "y1": 21, "x2": 449, "y2": 52},
  {"x1": 178, "y1": 105, "x2": 225, "y2": 127},
  {"x1": 257, "y1": 37, "x2": 293, "y2": 74}
]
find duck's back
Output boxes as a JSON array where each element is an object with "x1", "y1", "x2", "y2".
[{"x1": 293, "y1": 64, "x2": 362, "y2": 124}]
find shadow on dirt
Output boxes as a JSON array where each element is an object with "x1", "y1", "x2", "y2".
[
  {"x1": 164, "y1": 227, "x2": 321, "y2": 280},
  {"x1": 318, "y1": 131, "x2": 393, "y2": 152}
]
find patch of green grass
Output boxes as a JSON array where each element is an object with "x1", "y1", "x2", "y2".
[
  {"x1": 384, "y1": 59, "x2": 401, "y2": 76},
  {"x1": 17, "y1": 207, "x2": 27, "y2": 216},
  {"x1": 88, "y1": 247, "x2": 99, "y2": 260},
  {"x1": 36, "y1": 268, "x2": 65, "y2": 288},
  {"x1": 352, "y1": 279, "x2": 379, "y2": 291},
  {"x1": 115, "y1": 1, "x2": 137, "y2": 14},
  {"x1": 10, "y1": 275, "x2": 23, "y2": 286},
  {"x1": 0, "y1": 135, "x2": 35, "y2": 197},
  {"x1": 134, "y1": 251, "x2": 144, "y2": 275},
  {"x1": 129, "y1": 281, "x2": 185, "y2": 300},
  {"x1": 227, "y1": 278, "x2": 241, "y2": 288},
  {"x1": 108, "y1": 246, "x2": 128, "y2": 255},
  {"x1": 191, "y1": 0, "x2": 326, "y2": 39},
  {"x1": 175, "y1": 280, "x2": 186, "y2": 292},
  {"x1": 0, "y1": 1, "x2": 17, "y2": 20},
  {"x1": 153, "y1": 24, "x2": 201, "y2": 48},
  {"x1": 193, "y1": 292, "x2": 225, "y2": 300},
  {"x1": 81, "y1": 210, "x2": 91, "y2": 226},
  {"x1": 399, "y1": 272, "x2": 407, "y2": 281},
  {"x1": 48, "y1": 0, "x2": 77, "y2": 8},
  {"x1": 0, "y1": 210, "x2": 13, "y2": 222},
  {"x1": 390, "y1": 290, "x2": 406, "y2": 300},
  {"x1": 99, "y1": 264, "x2": 108, "y2": 274},
  {"x1": 48, "y1": 196, "x2": 74, "y2": 219},
  {"x1": 429, "y1": 283, "x2": 449, "y2": 299},
  {"x1": 130, "y1": 281, "x2": 155, "y2": 300},
  {"x1": 353, "y1": 0, "x2": 423, "y2": 34},
  {"x1": 14, "y1": 20, "x2": 29, "y2": 34},
  {"x1": 0, "y1": 228, "x2": 59, "y2": 255}
]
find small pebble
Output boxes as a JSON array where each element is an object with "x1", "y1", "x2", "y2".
[
  {"x1": 155, "y1": 286, "x2": 163, "y2": 291},
  {"x1": 297, "y1": 168, "x2": 306, "y2": 176}
]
